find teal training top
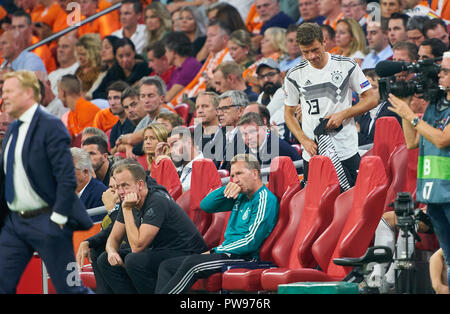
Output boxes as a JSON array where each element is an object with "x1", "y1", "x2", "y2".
[
  {"x1": 416, "y1": 103, "x2": 450, "y2": 204},
  {"x1": 200, "y1": 185, "x2": 279, "y2": 259}
]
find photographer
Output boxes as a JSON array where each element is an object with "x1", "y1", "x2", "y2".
[{"x1": 388, "y1": 51, "x2": 450, "y2": 293}]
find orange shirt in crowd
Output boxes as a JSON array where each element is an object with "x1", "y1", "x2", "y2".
[
  {"x1": 93, "y1": 108, "x2": 119, "y2": 132},
  {"x1": 245, "y1": 4, "x2": 262, "y2": 35},
  {"x1": 31, "y1": 36, "x2": 57, "y2": 74},
  {"x1": 67, "y1": 97, "x2": 101, "y2": 137},
  {"x1": 431, "y1": 0, "x2": 450, "y2": 20},
  {"x1": 30, "y1": 2, "x2": 68, "y2": 34},
  {"x1": 324, "y1": 12, "x2": 345, "y2": 30},
  {"x1": 78, "y1": 1, "x2": 121, "y2": 39}
]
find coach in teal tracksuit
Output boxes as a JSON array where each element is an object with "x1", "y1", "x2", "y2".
[{"x1": 155, "y1": 154, "x2": 279, "y2": 294}]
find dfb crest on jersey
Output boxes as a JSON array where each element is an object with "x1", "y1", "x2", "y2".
[{"x1": 331, "y1": 70, "x2": 343, "y2": 85}]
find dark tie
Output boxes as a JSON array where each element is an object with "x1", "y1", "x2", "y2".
[{"x1": 5, "y1": 120, "x2": 23, "y2": 203}]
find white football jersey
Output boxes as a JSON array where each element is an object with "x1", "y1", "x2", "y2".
[{"x1": 284, "y1": 53, "x2": 372, "y2": 161}]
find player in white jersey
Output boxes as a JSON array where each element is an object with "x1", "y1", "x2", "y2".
[{"x1": 284, "y1": 22, "x2": 378, "y2": 186}]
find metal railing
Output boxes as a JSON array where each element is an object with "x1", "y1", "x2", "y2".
[{"x1": 25, "y1": 2, "x2": 122, "y2": 52}]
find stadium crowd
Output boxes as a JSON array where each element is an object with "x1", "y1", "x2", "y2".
[{"x1": 0, "y1": 0, "x2": 448, "y2": 294}]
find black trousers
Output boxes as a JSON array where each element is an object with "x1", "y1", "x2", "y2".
[
  {"x1": 303, "y1": 153, "x2": 361, "y2": 188},
  {"x1": 96, "y1": 246, "x2": 188, "y2": 294},
  {"x1": 155, "y1": 253, "x2": 248, "y2": 294}
]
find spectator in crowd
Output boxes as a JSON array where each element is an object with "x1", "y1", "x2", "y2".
[
  {"x1": 74, "y1": 34, "x2": 103, "y2": 98},
  {"x1": 58, "y1": 74, "x2": 100, "y2": 139},
  {"x1": 406, "y1": 15, "x2": 428, "y2": 47},
  {"x1": 11, "y1": 10, "x2": 56, "y2": 73},
  {"x1": 143, "y1": 123, "x2": 169, "y2": 174},
  {"x1": 255, "y1": 59, "x2": 287, "y2": 139},
  {"x1": 82, "y1": 135, "x2": 115, "y2": 187},
  {"x1": 356, "y1": 68, "x2": 401, "y2": 146},
  {"x1": 361, "y1": 21, "x2": 393, "y2": 69},
  {"x1": 94, "y1": 81, "x2": 131, "y2": 137},
  {"x1": 341, "y1": 0, "x2": 367, "y2": 32},
  {"x1": 93, "y1": 38, "x2": 150, "y2": 100},
  {"x1": 71, "y1": 147, "x2": 108, "y2": 221},
  {"x1": 380, "y1": 0, "x2": 403, "y2": 18},
  {"x1": 107, "y1": 82, "x2": 136, "y2": 150},
  {"x1": 237, "y1": 112, "x2": 301, "y2": 169},
  {"x1": 418, "y1": 38, "x2": 448, "y2": 61},
  {"x1": 423, "y1": 18, "x2": 449, "y2": 48},
  {"x1": 96, "y1": 159, "x2": 208, "y2": 293},
  {"x1": 78, "y1": 0, "x2": 120, "y2": 39},
  {"x1": 30, "y1": 0, "x2": 68, "y2": 39},
  {"x1": 213, "y1": 61, "x2": 258, "y2": 102},
  {"x1": 38, "y1": 75, "x2": 69, "y2": 119},
  {"x1": 284, "y1": 22, "x2": 377, "y2": 188},
  {"x1": 297, "y1": 0, "x2": 325, "y2": 25},
  {"x1": 228, "y1": 29, "x2": 258, "y2": 71},
  {"x1": 144, "y1": 2, "x2": 172, "y2": 48},
  {"x1": 115, "y1": 76, "x2": 170, "y2": 158},
  {"x1": 387, "y1": 12, "x2": 410, "y2": 46},
  {"x1": 81, "y1": 126, "x2": 109, "y2": 146},
  {"x1": 76, "y1": 176, "x2": 121, "y2": 294},
  {"x1": 261, "y1": 27, "x2": 288, "y2": 64},
  {"x1": 155, "y1": 153, "x2": 279, "y2": 294},
  {"x1": 279, "y1": 24, "x2": 303, "y2": 72},
  {"x1": 111, "y1": 0, "x2": 148, "y2": 56},
  {"x1": 170, "y1": 20, "x2": 231, "y2": 106},
  {"x1": 243, "y1": 103, "x2": 272, "y2": 129},
  {"x1": 48, "y1": 32, "x2": 79, "y2": 98},
  {"x1": 319, "y1": 0, "x2": 344, "y2": 30},
  {"x1": 162, "y1": 126, "x2": 204, "y2": 192},
  {"x1": 391, "y1": 41, "x2": 429, "y2": 114},
  {"x1": 156, "y1": 112, "x2": 185, "y2": 133},
  {"x1": 404, "y1": 0, "x2": 448, "y2": 21},
  {"x1": 193, "y1": 91, "x2": 220, "y2": 159},
  {"x1": 208, "y1": 2, "x2": 247, "y2": 34},
  {"x1": 171, "y1": 8, "x2": 182, "y2": 32},
  {"x1": 146, "y1": 41, "x2": 176, "y2": 87},
  {"x1": 321, "y1": 24, "x2": 337, "y2": 52},
  {"x1": 256, "y1": 0, "x2": 294, "y2": 36},
  {"x1": 0, "y1": 30, "x2": 47, "y2": 74},
  {"x1": 333, "y1": 18, "x2": 368, "y2": 66},
  {"x1": 178, "y1": 6, "x2": 208, "y2": 59},
  {"x1": 100, "y1": 35, "x2": 120, "y2": 75},
  {"x1": 214, "y1": 90, "x2": 249, "y2": 171},
  {"x1": 163, "y1": 31, "x2": 202, "y2": 103},
  {"x1": 111, "y1": 86, "x2": 146, "y2": 154}
]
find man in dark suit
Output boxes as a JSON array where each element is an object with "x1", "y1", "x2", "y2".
[
  {"x1": 71, "y1": 147, "x2": 108, "y2": 222},
  {"x1": 0, "y1": 70, "x2": 92, "y2": 294},
  {"x1": 237, "y1": 112, "x2": 302, "y2": 169}
]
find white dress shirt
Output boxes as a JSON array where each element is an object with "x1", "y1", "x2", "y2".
[
  {"x1": 3, "y1": 103, "x2": 67, "y2": 224},
  {"x1": 112, "y1": 24, "x2": 148, "y2": 55}
]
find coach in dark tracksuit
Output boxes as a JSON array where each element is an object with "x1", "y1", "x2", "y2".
[
  {"x1": 155, "y1": 154, "x2": 279, "y2": 294},
  {"x1": 96, "y1": 160, "x2": 207, "y2": 294}
]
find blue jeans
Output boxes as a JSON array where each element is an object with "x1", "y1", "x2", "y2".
[{"x1": 427, "y1": 203, "x2": 450, "y2": 287}]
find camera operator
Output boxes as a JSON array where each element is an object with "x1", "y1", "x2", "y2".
[{"x1": 388, "y1": 51, "x2": 450, "y2": 293}]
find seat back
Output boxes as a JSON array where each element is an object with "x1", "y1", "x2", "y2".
[
  {"x1": 382, "y1": 144, "x2": 408, "y2": 213},
  {"x1": 203, "y1": 212, "x2": 229, "y2": 250},
  {"x1": 259, "y1": 157, "x2": 301, "y2": 261},
  {"x1": 319, "y1": 156, "x2": 388, "y2": 278},
  {"x1": 372, "y1": 117, "x2": 405, "y2": 181},
  {"x1": 287, "y1": 156, "x2": 340, "y2": 269},
  {"x1": 190, "y1": 158, "x2": 223, "y2": 235},
  {"x1": 404, "y1": 148, "x2": 419, "y2": 199},
  {"x1": 270, "y1": 188, "x2": 305, "y2": 267},
  {"x1": 150, "y1": 158, "x2": 183, "y2": 200}
]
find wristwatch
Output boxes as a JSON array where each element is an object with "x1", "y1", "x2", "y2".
[{"x1": 411, "y1": 116, "x2": 421, "y2": 127}]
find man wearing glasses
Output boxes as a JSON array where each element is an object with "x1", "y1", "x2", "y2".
[{"x1": 211, "y1": 90, "x2": 249, "y2": 171}]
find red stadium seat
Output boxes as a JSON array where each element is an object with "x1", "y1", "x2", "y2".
[
  {"x1": 71, "y1": 133, "x2": 82, "y2": 148},
  {"x1": 222, "y1": 156, "x2": 340, "y2": 292},
  {"x1": 218, "y1": 169, "x2": 229, "y2": 178},
  {"x1": 189, "y1": 158, "x2": 223, "y2": 235},
  {"x1": 291, "y1": 144, "x2": 302, "y2": 156},
  {"x1": 175, "y1": 103, "x2": 189, "y2": 125},
  {"x1": 150, "y1": 158, "x2": 183, "y2": 200},
  {"x1": 260, "y1": 156, "x2": 389, "y2": 291},
  {"x1": 372, "y1": 117, "x2": 408, "y2": 213}
]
